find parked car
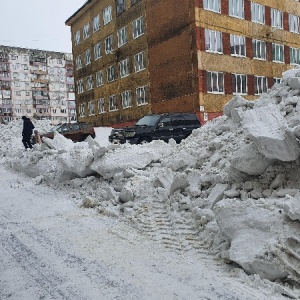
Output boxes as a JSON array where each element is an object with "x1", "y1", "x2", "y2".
[
  {"x1": 32, "y1": 122, "x2": 96, "y2": 144},
  {"x1": 109, "y1": 113, "x2": 201, "y2": 145}
]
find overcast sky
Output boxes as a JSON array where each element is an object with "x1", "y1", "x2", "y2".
[{"x1": 0, "y1": 0, "x2": 86, "y2": 53}]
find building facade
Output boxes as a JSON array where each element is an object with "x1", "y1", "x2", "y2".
[
  {"x1": 66, "y1": 0, "x2": 300, "y2": 126},
  {"x1": 0, "y1": 45, "x2": 76, "y2": 124}
]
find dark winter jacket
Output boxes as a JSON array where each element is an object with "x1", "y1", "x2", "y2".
[{"x1": 22, "y1": 117, "x2": 35, "y2": 136}]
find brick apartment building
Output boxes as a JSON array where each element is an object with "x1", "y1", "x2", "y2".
[
  {"x1": 66, "y1": 0, "x2": 300, "y2": 127},
  {"x1": 0, "y1": 46, "x2": 76, "y2": 124}
]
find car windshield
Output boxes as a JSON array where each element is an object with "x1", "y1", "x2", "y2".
[
  {"x1": 49, "y1": 124, "x2": 62, "y2": 132},
  {"x1": 135, "y1": 115, "x2": 161, "y2": 126}
]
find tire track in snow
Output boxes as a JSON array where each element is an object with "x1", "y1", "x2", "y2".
[{"x1": 0, "y1": 233, "x2": 87, "y2": 300}]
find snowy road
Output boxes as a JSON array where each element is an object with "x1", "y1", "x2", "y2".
[{"x1": 0, "y1": 166, "x2": 289, "y2": 300}]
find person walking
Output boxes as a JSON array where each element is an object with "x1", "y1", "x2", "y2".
[{"x1": 21, "y1": 116, "x2": 35, "y2": 150}]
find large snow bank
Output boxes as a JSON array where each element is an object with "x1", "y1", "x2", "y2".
[{"x1": 2, "y1": 67, "x2": 300, "y2": 289}]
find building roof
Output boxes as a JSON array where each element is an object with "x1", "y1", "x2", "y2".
[{"x1": 65, "y1": 0, "x2": 94, "y2": 26}]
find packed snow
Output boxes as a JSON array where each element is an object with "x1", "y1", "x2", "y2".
[{"x1": 2, "y1": 67, "x2": 300, "y2": 298}]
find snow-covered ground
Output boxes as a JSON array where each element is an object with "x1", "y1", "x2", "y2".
[{"x1": 2, "y1": 67, "x2": 300, "y2": 299}]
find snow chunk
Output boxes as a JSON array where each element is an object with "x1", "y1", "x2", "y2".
[{"x1": 242, "y1": 104, "x2": 300, "y2": 161}]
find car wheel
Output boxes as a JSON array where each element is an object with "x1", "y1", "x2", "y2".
[{"x1": 138, "y1": 137, "x2": 151, "y2": 144}]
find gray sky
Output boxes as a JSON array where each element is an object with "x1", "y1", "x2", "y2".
[{"x1": 0, "y1": 0, "x2": 86, "y2": 53}]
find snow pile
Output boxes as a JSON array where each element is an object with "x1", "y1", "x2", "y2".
[{"x1": 2, "y1": 67, "x2": 300, "y2": 288}]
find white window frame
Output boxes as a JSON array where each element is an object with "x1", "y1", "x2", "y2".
[
  {"x1": 207, "y1": 71, "x2": 224, "y2": 94},
  {"x1": 133, "y1": 17, "x2": 144, "y2": 39},
  {"x1": 116, "y1": 0, "x2": 126, "y2": 16},
  {"x1": 96, "y1": 70, "x2": 104, "y2": 87},
  {"x1": 76, "y1": 55, "x2": 82, "y2": 70},
  {"x1": 229, "y1": 0, "x2": 244, "y2": 19},
  {"x1": 77, "y1": 79, "x2": 84, "y2": 94},
  {"x1": 289, "y1": 14, "x2": 300, "y2": 34},
  {"x1": 272, "y1": 43, "x2": 284, "y2": 63},
  {"x1": 118, "y1": 26, "x2": 128, "y2": 47},
  {"x1": 88, "y1": 101, "x2": 95, "y2": 116},
  {"x1": 121, "y1": 90, "x2": 132, "y2": 108},
  {"x1": 290, "y1": 47, "x2": 300, "y2": 65},
  {"x1": 109, "y1": 94, "x2": 117, "y2": 111},
  {"x1": 134, "y1": 52, "x2": 145, "y2": 72},
  {"x1": 98, "y1": 98, "x2": 105, "y2": 114},
  {"x1": 252, "y1": 39, "x2": 266, "y2": 60},
  {"x1": 205, "y1": 29, "x2": 223, "y2": 53},
  {"x1": 230, "y1": 34, "x2": 246, "y2": 57},
  {"x1": 254, "y1": 76, "x2": 268, "y2": 95},
  {"x1": 105, "y1": 35, "x2": 113, "y2": 54},
  {"x1": 251, "y1": 2, "x2": 265, "y2": 24},
  {"x1": 103, "y1": 6, "x2": 112, "y2": 25},
  {"x1": 83, "y1": 23, "x2": 90, "y2": 40},
  {"x1": 271, "y1": 8, "x2": 283, "y2": 29},
  {"x1": 84, "y1": 49, "x2": 91, "y2": 65},
  {"x1": 94, "y1": 42, "x2": 102, "y2": 60},
  {"x1": 86, "y1": 75, "x2": 93, "y2": 90},
  {"x1": 93, "y1": 14, "x2": 100, "y2": 33},
  {"x1": 136, "y1": 86, "x2": 147, "y2": 106},
  {"x1": 274, "y1": 78, "x2": 282, "y2": 85},
  {"x1": 203, "y1": 0, "x2": 220, "y2": 13},
  {"x1": 74, "y1": 30, "x2": 81, "y2": 46},
  {"x1": 120, "y1": 58, "x2": 130, "y2": 78},
  {"x1": 80, "y1": 104, "x2": 85, "y2": 117},
  {"x1": 107, "y1": 65, "x2": 116, "y2": 82},
  {"x1": 232, "y1": 74, "x2": 247, "y2": 95}
]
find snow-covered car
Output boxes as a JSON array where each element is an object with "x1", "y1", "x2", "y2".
[{"x1": 32, "y1": 122, "x2": 96, "y2": 144}]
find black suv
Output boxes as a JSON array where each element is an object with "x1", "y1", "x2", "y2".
[{"x1": 109, "y1": 113, "x2": 201, "y2": 145}]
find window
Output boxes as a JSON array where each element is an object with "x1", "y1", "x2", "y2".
[
  {"x1": 134, "y1": 52, "x2": 145, "y2": 72},
  {"x1": 251, "y1": 2, "x2": 265, "y2": 24},
  {"x1": 206, "y1": 71, "x2": 224, "y2": 93},
  {"x1": 118, "y1": 26, "x2": 128, "y2": 47},
  {"x1": 77, "y1": 79, "x2": 84, "y2": 94},
  {"x1": 203, "y1": 0, "x2": 220, "y2": 13},
  {"x1": 205, "y1": 29, "x2": 223, "y2": 53},
  {"x1": 83, "y1": 23, "x2": 90, "y2": 39},
  {"x1": 133, "y1": 17, "x2": 144, "y2": 39},
  {"x1": 232, "y1": 74, "x2": 247, "y2": 94},
  {"x1": 122, "y1": 90, "x2": 132, "y2": 108},
  {"x1": 80, "y1": 104, "x2": 85, "y2": 117},
  {"x1": 252, "y1": 39, "x2": 266, "y2": 60},
  {"x1": 120, "y1": 58, "x2": 130, "y2": 78},
  {"x1": 271, "y1": 8, "x2": 283, "y2": 29},
  {"x1": 230, "y1": 34, "x2": 246, "y2": 56},
  {"x1": 93, "y1": 15, "x2": 100, "y2": 32},
  {"x1": 229, "y1": 0, "x2": 244, "y2": 19},
  {"x1": 290, "y1": 47, "x2": 300, "y2": 65},
  {"x1": 76, "y1": 55, "x2": 82, "y2": 70},
  {"x1": 116, "y1": 0, "x2": 126, "y2": 15},
  {"x1": 289, "y1": 14, "x2": 300, "y2": 33},
  {"x1": 105, "y1": 35, "x2": 113, "y2": 53},
  {"x1": 107, "y1": 65, "x2": 116, "y2": 82},
  {"x1": 96, "y1": 70, "x2": 104, "y2": 87},
  {"x1": 136, "y1": 86, "x2": 147, "y2": 105},
  {"x1": 98, "y1": 98, "x2": 105, "y2": 113},
  {"x1": 88, "y1": 101, "x2": 95, "y2": 116},
  {"x1": 103, "y1": 6, "x2": 112, "y2": 25},
  {"x1": 86, "y1": 75, "x2": 93, "y2": 90},
  {"x1": 254, "y1": 76, "x2": 268, "y2": 94},
  {"x1": 109, "y1": 95, "x2": 117, "y2": 111},
  {"x1": 94, "y1": 42, "x2": 102, "y2": 60},
  {"x1": 274, "y1": 78, "x2": 282, "y2": 85},
  {"x1": 84, "y1": 49, "x2": 91, "y2": 65},
  {"x1": 272, "y1": 43, "x2": 284, "y2": 63},
  {"x1": 74, "y1": 30, "x2": 81, "y2": 46}
]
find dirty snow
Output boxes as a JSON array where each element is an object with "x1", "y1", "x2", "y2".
[{"x1": 2, "y1": 67, "x2": 300, "y2": 298}]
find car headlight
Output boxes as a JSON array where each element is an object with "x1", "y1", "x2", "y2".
[{"x1": 123, "y1": 131, "x2": 135, "y2": 138}]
